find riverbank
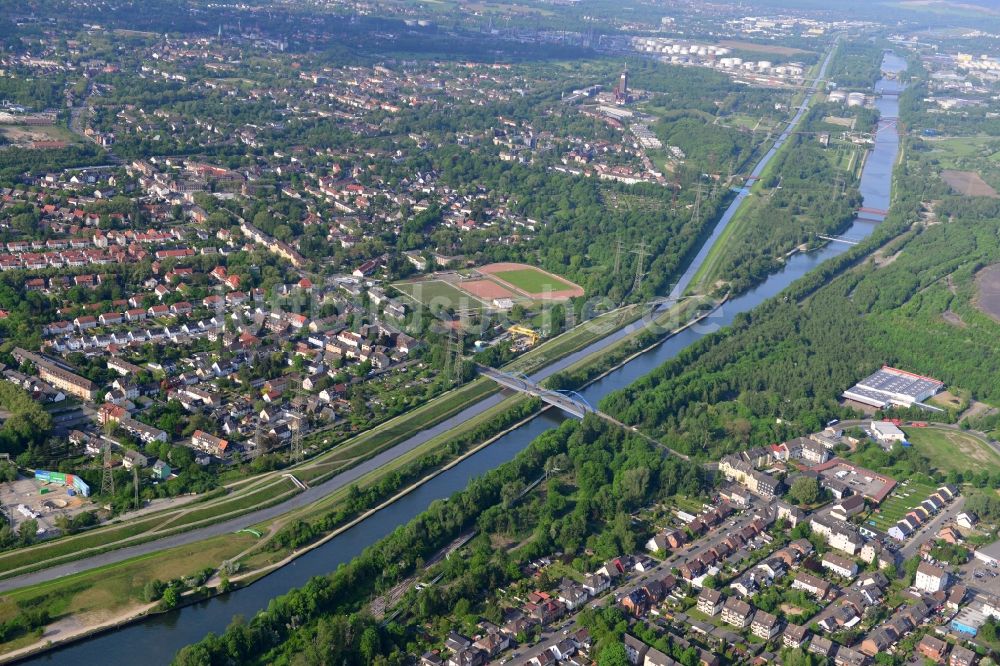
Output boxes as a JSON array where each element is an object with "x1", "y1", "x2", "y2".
[{"x1": 0, "y1": 299, "x2": 719, "y2": 664}]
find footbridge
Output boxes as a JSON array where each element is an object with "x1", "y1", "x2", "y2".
[
  {"x1": 858, "y1": 206, "x2": 888, "y2": 216},
  {"x1": 479, "y1": 366, "x2": 594, "y2": 419},
  {"x1": 479, "y1": 365, "x2": 691, "y2": 461},
  {"x1": 817, "y1": 234, "x2": 861, "y2": 246}
]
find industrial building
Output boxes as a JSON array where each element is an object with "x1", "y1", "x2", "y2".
[{"x1": 842, "y1": 366, "x2": 943, "y2": 409}]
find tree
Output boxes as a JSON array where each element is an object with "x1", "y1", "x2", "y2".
[
  {"x1": 143, "y1": 579, "x2": 166, "y2": 602},
  {"x1": 161, "y1": 586, "x2": 179, "y2": 609},
  {"x1": 18, "y1": 519, "x2": 37, "y2": 545},
  {"x1": 359, "y1": 626, "x2": 380, "y2": 663},
  {"x1": 789, "y1": 476, "x2": 819, "y2": 506},
  {"x1": 598, "y1": 641, "x2": 630, "y2": 666}
]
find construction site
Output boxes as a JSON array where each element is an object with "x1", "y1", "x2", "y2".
[{"x1": 0, "y1": 471, "x2": 93, "y2": 537}]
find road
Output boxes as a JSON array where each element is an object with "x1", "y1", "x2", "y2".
[
  {"x1": 0, "y1": 385, "x2": 513, "y2": 592},
  {"x1": 500, "y1": 509, "x2": 764, "y2": 665},
  {"x1": 899, "y1": 495, "x2": 966, "y2": 561},
  {"x1": 0, "y1": 43, "x2": 839, "y2": 594}
]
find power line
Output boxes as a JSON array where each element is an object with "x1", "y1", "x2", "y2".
[
  {"x1": 631, "y1": 242, "x2": 648, "y2": 293},
  {"x1": 691, "y1": 183, "x2": 706, "y2": 225},
  {"x1": 291, "y1": 412, "x2": 304, "y2": 463},
  {"x1": 133, "y1": 465, "x2": 140, "y2": 511},
  {"x1": 101, "y1": 441, "x2": 114, "y2": 497},
  {"x1": 251, "y1": 420, "x2": 263, "y2": 462}
]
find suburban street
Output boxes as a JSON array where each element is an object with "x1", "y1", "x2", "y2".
[
  {"x1": 900, "y1": 495, "x2": 966, "y2": 560},
  {"x1": 492, "y1": 507, "x2": 767, "y2": 665}
]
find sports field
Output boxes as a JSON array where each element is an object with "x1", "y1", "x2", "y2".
[
  {"x1": 496, "y1": 269, "x2": 570, "y2": 294},
  {"x1": 393, "y1": 279, "x2": 484, "y2": 311},
  {"x1": 479, "y1": 262, "x2": 584, "y2": 299},
  {"x1": 460, "y1": 278, "x2": 517, "y2": 301}
]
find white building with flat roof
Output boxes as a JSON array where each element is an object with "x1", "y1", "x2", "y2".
[
  {"x1": 871, "y1": 421, "x2": 906, "y2": 443},
  {"x1": 842, "y1": 366, "x2": 943, "y2": 409}
]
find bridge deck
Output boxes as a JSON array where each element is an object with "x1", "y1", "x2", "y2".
[{"x1": 479, "y1": 366, "x2": 691, "y2": 460}]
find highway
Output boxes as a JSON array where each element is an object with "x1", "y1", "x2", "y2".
[{"x1": 0, "y1": 43, "x2": 839, "y2": 595}]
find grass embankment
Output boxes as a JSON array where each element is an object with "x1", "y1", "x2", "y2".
[
  {"x1": 686, "y1": 53, "x2": 843, "y2": 295},
  {"x1": 0, "y1": 516, "x2": 164, "y2": 574},
  {"x1": 903, "y1": 426, "x2": 1000, "y2": 476},
  {"x1": 0, "y1": 532, "x2": 258, "y2": 658},
  {"x1": 0, "y1": 480, "x2": 298, "y2": 581}
]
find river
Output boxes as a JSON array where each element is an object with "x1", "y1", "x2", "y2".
[{"x1": 18, "y1": 52, "x2": 907, "y2": 665}]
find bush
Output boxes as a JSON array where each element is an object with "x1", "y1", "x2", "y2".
[{"x1": 143, "y1": 579, "x2": 166, "y2": 602}]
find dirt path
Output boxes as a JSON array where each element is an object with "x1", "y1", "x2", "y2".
[
  {"x1": 960, "y1": 399, "x2": 996, "y2": 424},
  {"x1": 1, "y1": 603, "x2": 156, "y2": 663}
]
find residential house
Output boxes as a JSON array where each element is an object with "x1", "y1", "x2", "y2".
[
  {"x1": 821, "y1": 553, "x2": 858, "y2": 578},
  {"x1": 191, "y1": 430, "x2": 229, "y2": 458},
  {"x1": 800, "y1": 437, "x2": 830, "y2": 464},
  {"x1": 697, "y1": 588, "x2": 723, "y2": 616},
  {"x1": 915, "y1": 561, "x2": 949, "y2": 593},
  {"x1": 783, "y1": 624, "x2": 808, "y2": 649},
  {"x1": 558, "y1": 581, "x2": 589, "y2": 611},
  {"x1": 835, "y1": 646, "x2": 868, "y2": 666},
  {"x1": 791, "y1": 572, "x2": 831, "y2": 600},
  {"x1": 831, "y1": 495, "x2": 866, "y2": 521},
  {"x1": 917, "y1": 634, "x2": 948, "y2": 663},
  {"x1": 122, "y1": 450, "x2": 149, "y2": 470},
  {"x1": 721, "y1": 597, "x2": 752, "y2": 629},
  {"x1": 151, "y1": 460, "x2": 171, "y2": 480},
  {"x1": 583, "y1": 573, "x2": 611, "y2": 597},
  {"x1": 643, "y1": 648, "x2": 675, "y2": 666},
  {"x1": 949, "y1": 645, "x2": 978, "y2": 666},
  {"x1": 750, "y1": 610, "x2": 780, "y2": 640},
  {"x1": 472, "y1": 632, "x2": 509, "y2": 658},
  {"x1": 809, "y1": 636, "x2": 835, "y2": 658},
  {"x1": 624, "y1": 635, "x2": 649, "y2": 665}
]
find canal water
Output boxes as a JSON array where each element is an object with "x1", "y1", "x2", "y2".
[{"x1": 20, "y1": 53, "x2": 907, "y2": 665}]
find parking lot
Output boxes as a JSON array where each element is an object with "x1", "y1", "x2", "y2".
[{"x1": 959, "y1": 557, "x2": 1000, "y2": 597}]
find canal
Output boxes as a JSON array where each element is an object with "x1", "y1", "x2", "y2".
[{"x1": 19, "y1": 53, "x2": 907, "y2": 665}]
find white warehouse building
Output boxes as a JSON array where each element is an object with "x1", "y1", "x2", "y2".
[{"x1": 842, "y1": 366, "x2": 943, "y2": 409}]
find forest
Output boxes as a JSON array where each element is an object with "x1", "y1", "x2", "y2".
[
  {"x1": 0, "y1": 144, "x2": 106, "y2": 184},
  {"x1": 705, "y1": 103, "x2": 867, "y2": 294},
  {"x1": 599, "y1": 152, "x2": 1000, "y2": 460},
  {"x1": 825, "y1": 39, "x2": 886, "y2": 89},
  {"x1": 173, "y1": 416, "x2": 707, "y2": 665}
]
